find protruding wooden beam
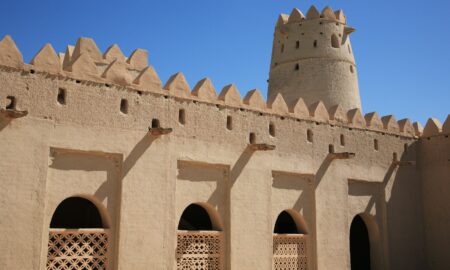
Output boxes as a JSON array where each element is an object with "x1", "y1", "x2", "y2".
[
  {"x1": 148, "y1": 127, "x2": 172, "y2": 136},
  {"x1": 393, "y1": 160, "x2": 416, "y2": 166},
  {"x1": 0, "y1": 108, "x2": 28, "y2": 119},
  {"x1": 329, "y1": 152, "x2": 356, "y2": 160},
  {"x1": 249, "y1": 143, "x2": 276, "y2": 151}
]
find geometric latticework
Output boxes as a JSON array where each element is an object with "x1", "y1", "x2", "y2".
[
  {"x1": 47, "y1": 229, "x2": 109, "y2": 270},
  {"x1": 273, "y1": 234, "x2": 308, "y2": 270},
  {"x1": 176, "y1": 231, "x2": 223, "y2": 270}
]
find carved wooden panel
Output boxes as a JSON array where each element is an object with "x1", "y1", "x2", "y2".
[
  {"x1": 47, "y1": 229, "x2": 109, "y2": 270},
  {"x1": 176, "y1": 231, "x2": 223, "y2": 270},
  {"x1": 273, "y1": 234, "x2": 308, "y2": 270}
]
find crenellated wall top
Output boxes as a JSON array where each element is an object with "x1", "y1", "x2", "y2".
[{"x1": 0, "y1": 35, "x2": 447, "y2": 139}]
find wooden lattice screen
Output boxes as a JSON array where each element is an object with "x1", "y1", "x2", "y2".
[
  {"x1": 47, "y1": 229, "x2": 109, "y2": 270},
  {"x1": 176, "y1": 231, "x2": 224, "y2": 270},
  {"x1": 273, "y1": 234, "x2": 308, "y2": 270}
]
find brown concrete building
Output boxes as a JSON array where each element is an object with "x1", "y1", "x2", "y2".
[{"x1": 0, "y1": 5, "x2": 449, "y2": 270}]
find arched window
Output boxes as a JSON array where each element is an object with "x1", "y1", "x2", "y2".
[
  {"x1": 273, "y1": 210, "x2": 309, "y2": 270},
  {"x1": 178, "y1": 203, "x2": 214, "y2": 231},
  {"x1": 50, "y1": 197, "x2": 103, "y2": 228},
  {"x1": 177, "y1": 203, "x2": 224, "y2": 269},
  {"x1": 331, "y1": 34, "x2": 340, "y2": 48},
  {"x1": 274, "y1": 211, "x2": 299, "y2": 234},
  {"x1": 47, "y1": 197, "x2": 109, "y2": 269},
  {"x1": 350, "y1": 215, "x2": 371, "y2": 270}
]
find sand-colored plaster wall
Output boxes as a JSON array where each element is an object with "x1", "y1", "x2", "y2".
[
  {"x1": 0, "y1": 65, "x2": 431, "y2": 270},
  {"x1": 420, "y1": 134, "x2": 450, "y2": 270}
]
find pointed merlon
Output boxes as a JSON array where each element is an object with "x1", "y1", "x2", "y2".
[
  {"x1": 381, "y1": 115, "x2": 399, "y2": 132},
  {"x1": 347, "y1": 108, "x2": 365, "y2": 127},
  {"x1": 413, "y1": 122, "x2": 423, "y2": 136},
  {"x1": 288, "y1": 8, "x2": 305, "y2": 23},
  {"x1": 334, "y1": 10, "x2": 346, "y2": 24},
  {"x1": 398, "y1": 119, "x2": 415, "y2": 136},
  {"x1": 443, "y1": 115, "x2": 450, "y2": 133},
  {"x1": 321, "y1": 6, "x2": 336, "y2": 20},
  {"x1": 72, "y1": 37, "x2": 102, "y2": 62},
  {"x1": 329, "y1": 104, "x2": 347, "y2": 123},
  {"x1": 192, "y1": 78, "x2": 218, "y2": 102},
  {"x1": 267, "y1": 93, "x2": 289, "y2": 114},
  {"x1": 309, "y1": 101, "x2": 329, "y2": 122},
  {"x1": 0, "y1": 35, "x2": 23, "y2": 68},
  {"x1": 102, "y1": 59, "x2": 132, "y2": 86},
  {"x1": 219, "y1": 84, "x2": 241, "y2": 106},
  {"x1": 422, "y1": 118, "x2": 442, "y2": 137},
  {"x1": 243, "y1": 89, "x2": 266, "y2": 110},
  {"x1": 364, "y1": 112, "x2": 383, "y2": 130},
  {"x1": 133, "y1": 66, "x2": 162, "y2": 89},
  {"x1": 62, "y1": 45, "x2": 74, "y2": 69},
  {"x1": 103, "y1": 44, "x2": 126, "y2": 62},
  {"x1": 127, "y1": 49, "x2": 148, "y2": 70},
  {"x1": 290, "y1": 98, "x2": 309, "y2": 118},
  {"x1": 66, "y1": 53, "x2": 98, "y2": 80},
  {"x1": 30, "y1": 43, "x2": 61, "y2": 73},
  {"x1": 164, "y1": 72, "x2": 191, "y2": 97},
  {"x1": 58, "y1": 53, "x2": 65, "y2": 65},
  {"x1": 276, "y1": 14, "x2": 289, "y2": 27},
  {"x1": 306, "y1": 5, "x2": 320, "y2": 19}
]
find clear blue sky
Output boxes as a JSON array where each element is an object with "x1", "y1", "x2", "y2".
[{"x1": 2, "y1": 0, "x2": 449, "y2": 124}]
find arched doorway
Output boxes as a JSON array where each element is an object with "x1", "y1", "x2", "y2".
[
  {"x1": 273, "y1": 210, "x2": 309, "y2": 270},
  {"x1": 350, "y1": 215, "x2": 371, "y2": 270},
  {"x1": 176, "y1": 203, "x2": 224, "y2": 270},
  {"x1": 47, "y1": 197, "x2": 109, "y2": 270}
]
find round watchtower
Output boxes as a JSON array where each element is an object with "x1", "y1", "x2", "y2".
[{"x1": 268, "y1": 6, "x2": 361, "y2": 111}]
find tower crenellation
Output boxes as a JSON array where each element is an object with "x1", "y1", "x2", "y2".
[{"x1": 268, "y1": 5, "x2": 361, "y2": 112}]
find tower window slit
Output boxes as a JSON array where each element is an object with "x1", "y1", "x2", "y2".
[
  {"x1": 57, "y1": 88, "x2": 66, "y2": 105},
  {"x1": 269, "y1": 122, "x2": 276, "y2": 137},
  {"x1": 314, "y1": 40, "x2": 318, "y2": 48},
  {"x1": 120, "y1": 99, "x2": 128, "y2": 114},
  {"x1": 307, "y1": 129, "x2": 313, "y2": 143},
  {"x1": 249, "y1": 132, "x2": 256, "y2": 144},
  {"x1": 296, "y1": 41, "x2": 300, "y2": 49},
  {"x1": 281, "y1": 44, "x2": 285, "y2": 53},
  {"x1": 340, "y1": 134, "x2": 345, "y2": 146},
  {"x1": 6, "y1": 96, "x2": 16, "y2": 110},
  {"x1": 151, "y1": 119, "x2": 160, "y2": 128},
  {"x1": 295, "y1": 63, "x2": 300, "y2": 71},
  {"x1": 329, "y1": 144, "x2": 335, "y2": 153},
  {"x1": 226, "y1": 116, "x2": 233, "y2": 130},
  {"x1": 178, "y1": 109, "x2": 185, "y2": 125},
  {"x1": 374, "y1": 139, "x2": 379, "y2": 151}
]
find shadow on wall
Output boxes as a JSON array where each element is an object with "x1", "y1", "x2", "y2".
[
  {"x1": 0, "y1": 118, "x2": 11, "y2": 132},
  {"x1": 49, "y1": 151, "x2": 119, "y2": 217},
  {"x1": 348, "y1": 140, "x2": 426, "y2": 269},
  {"x1": 385, "y1": 140, "x2": 426, "y2": 269}
]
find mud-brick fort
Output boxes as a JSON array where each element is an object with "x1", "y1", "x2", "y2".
[{"x1": 0, "y1": 4, "x2": 449, "y2": 270}]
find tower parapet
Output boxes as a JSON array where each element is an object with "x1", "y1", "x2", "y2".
[{"x1": 268, "y1": 6, "x2": 361, "y2": 111}]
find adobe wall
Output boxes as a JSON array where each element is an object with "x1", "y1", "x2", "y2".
[
  {"x1": 0, "y1": 34, "x2": 445, "y2": 270},
  {"x1": 419, "y1": 125, "x2": 450, "y2": 270}
]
